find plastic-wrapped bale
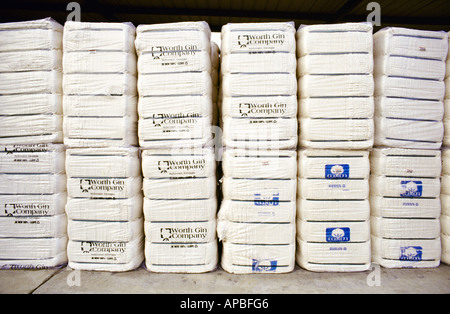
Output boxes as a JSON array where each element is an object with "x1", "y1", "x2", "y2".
[
  {"x1": 62, "y1": 21, "x2": 138, "y2": 148},
  {"x1": 445, "y1": 34, "x2": 450, "y2": 147},
  {"x1": 220, "y1": 22, "x2": 297, "y2": 150},
  {"x1": 373, "y1": 27, "x2": 448, "y2": 149},
  {"x1": 217, "y1": 149, "x2": 296, "y2": 273},
  {"x1": 296, "y1": 149, "x2": 371, "y2": 272},
  {"x1": 441, "y1": 149, "x2": 450, "y2": 264},
  {"x1": 65, "y1": 147, "x2": 143, "y2": 271},
  {"x1": 370, "y1": 148, "x2": 441, "y2": 268},
  {"x1": 296, "y1": 23, "x2": 374, "y2": 150},
  {"x1": 135, "y1": 22, "x2": 214, "y2": 149},
  {"x1": 0, "y1": 144, "x2": 67, "y2": 269},
  {"x1": 0, "y1": 18, "x2": 63, "y2": 145},
  {"x1": 141, "y1": 147, "x2": 218, "y2": 273}
]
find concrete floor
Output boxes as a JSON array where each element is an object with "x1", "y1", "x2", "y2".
[{"x1": 1, "y1": 263, "x2": 449, "y2": 294}]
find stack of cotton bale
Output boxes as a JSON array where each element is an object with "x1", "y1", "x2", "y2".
[
  {"x1": 371, "y1": 27, "x2": 448, "y2": 268},
  {"x1": 218, "y1": 22, "x2": 297, "y2": 273},
  {"x1": 63, "y1": 22, "x2": 143, "y2": 271},
  {"x1": 0, "y1": 18, "x2": 67, "y2": 269},
  {"x1": 135, "y1": 22, "x2": 218, "y2": 273},
  {"x1": 296, "y1": 22, "x2": 374, "y2": 272}
]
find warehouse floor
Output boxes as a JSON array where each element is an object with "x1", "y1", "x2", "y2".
[{"x1": 1, "y1": 263, "x2": 449, "y2": 294}]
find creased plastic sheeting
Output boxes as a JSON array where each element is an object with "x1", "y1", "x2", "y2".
[
  {"x1": 296, "y1": 23, "x2": 373, "y2": 57},
  {"x1": 142, "y1": 147, "x2": 216, "y2": 178},
  {"x1": 297, "y1": 220, "x2": 370, "y2": 242},
  {"x1": 299, "y1": 74, "x2": 374, "y2": 98},
  {"x1": 296, "y1": 240, "x2": 371, "y2": 272},
  {"x1": 63, "y1": 73, "x2": 136, "y2": 96},
  {"x1": 221, "y1": 242, "x2": 295, "y2": 274},
  {"x1": 0, "y1": 144, "x2": 65, "y2": 174},
  {"x1": 66, "y1": 147, "x2": 140, "y2": 178},
  {"x1": 222, "y1": 178, "x2": 296, "y2": 202},
  {"x1": 0, "y1": 115, "x2": 62, "y2": 145},
  {"x1": 370, "y1": 176, "x2": 440, "y2": 198},
  {"x1": 68, "y1": 236, "x2": 144, "y2": 271},
  {"x1": 145, "y1": 220, "x2": 216, "y2": 243},
  {"x1": 0, "y1": 214, "x2": 67, "y2": 238},
  {"x1": 64, "y1": 94, "x2": 137, "y2": 117},
  {"x1": 222, "y1": 117, "x2": 298, "y2": 150},
  {"x1": 0, "y1": 17, "x2": 63, "y2": 52},
  {"x1": 0, "y1": 194, "x2": 67, "y2": 217},
  {"x1": 145, "y1": 241, "x2": 218, "y2": 273},
  {"x1": 138, "y1": 95, "x2": 213, "y2": 120},
  {"x1": 0, "y1": 70, "x2": 62, "y2": 95},
  {"x1": 217, "y1": 221, "x2": 295, "y2": 245},
  {"x1": 143, "y1": 177, "x2": 216, "y2": 200},
  {"x1": 298, "y1": 178, "x2": 369, "y2": 200},
  {"x1": 374, "y1": 55, "x2": 446, "y2": 80},
  {"x1": 221, "y1": 95, "x2": 297, "y2": 119},
  {"x1": 298, "y1": 53, "x2": 373, "y2": 76},
  {"x1": 0, "y1": 50, "x2": 62, "y2": 72},
  {"x1": 68, "y1": 218, "x2": 143, "y2": 242},
  {"x1": 442, "y1": 148, "x2": 450, "y2": 264},
  {"x1": 374, "y1": 76, "x2": 445, "y2": 101},
  {"x1": 371, "y1": 217, "x2": 440, "y2": 239},
  {"x1": 0, "y1": 94, "x2": 62, "y2": 116},
  {"x1": 63, "y1": 51, "x2": 137, "y2": 74},
  {"x1": 0, "y1": 237, "x2": 67, "y2": 269},
  {"x1": 66, "y1": 196, "x2": 142, "y2": 222},
  {"x1": 0, "y1": 174, "x2": 66, "y2": 195},
  {"x1": 373, "y1": 27, "x2": 448, "y2": 61},
  {"x1": 138, "y1": 50, "x2": 212, "y2": 74},
  {"x1": 63, "y1": 116, "x2": 137, "y2": 148},
  {"x1": 222, "y1": 148, "x2": 297, "y2": 179},
  {"x1": 221, "y1": 22, "x2": 296, "y2": 55},
  {"x1": 371, "y1": 236, "x2": 441, "y2": 268},
  {"x1": 221, "y1": 52, "x2": 296, "y2": 74},
  {"x1": 375, "y1": 97, "x2": 444, "y2": 121},
  {"x1": 144, "y1": 198, "x2": 217, "y2": 222},
  {"x1": 298, "y1": 149, "x2": 370, "y2": 179},
  {"x1": 299, "y1": 97, "x2": 374, "y2": 119},
  {"x1": 218, "y1": 200, "x2": 295, "y2": 223},
  {"x1": 63, "y1": 21, "x2": 136, "y2": 52},
  {"x1": 370, "y1": 148, "x2": 441, "y2": 178},
  {"x1": 299, "y1": 118, "x2": 374, "y2": 149},
  {"x1": 297, "y1": 199, "x2": 370, "y2": 222},
  {"x1": 374, "y1": 117, "x2": 443, "y2": 149},
  {"x1": 222, "y1": 73, "x2": 296, "y2": 97}
]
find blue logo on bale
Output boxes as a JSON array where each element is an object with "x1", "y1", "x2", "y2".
[
  {"x1": 254, "y1": 193, "x2": 279, "y2": 206},
  {"x1": 400, "y1": 181, "x2": 423, "y2": 198},
  {"x1": 400, "y1": 246, "x2": 423, "y2": 261},
  {"x1": 326, "y1": 227, "x2": 350, "y2": 242},
  {"x1": 325, "y1": 164, "x2": 349, "y2": 179},
  {"x1": 252, "y1": 259, "x2": 277, "y2": 272}
]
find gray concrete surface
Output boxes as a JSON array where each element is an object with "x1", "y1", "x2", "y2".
[{"x1": 1, "y1": 264, "x2": 449, "y2": 294}]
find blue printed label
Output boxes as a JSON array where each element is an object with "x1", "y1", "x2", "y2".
[
  {"x1": 252, "y1": 259, "x2": 277, "y2": 272},
  {"x1": 254, "y1": 193, "x2": 279, "y2": 206},
  {"x1": 400, "y1": 181, "x2": 423, "y2": 198},
  {"x1": 326, "y1": 227, "x2": 350, "y2": 242},
  {"x1": 325, "y1": 164, "x2": 350, "y2": 179},
  {"x1": 400, "y1": 246, "x2": 423, "y2": 261}
]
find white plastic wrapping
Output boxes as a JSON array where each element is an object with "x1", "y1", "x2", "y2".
[
  {"x1": 297, "y1": 199, "x2": 370, "y2": 222},
  {"x1": 68, "y1": 218, "x2": 143, "y2": 242},
  {"x1": 374, "y1": 55, "x2": 446, "y2": 80},
  {"x1": 371, "y1": 236, "x2": 441, "y2": 268},
  {"x1": 218, "y1": 199, "x2": 295, "y2": 223},
  {"x1": 145, "y1": 240, "x2": 218, "y2": 273},
  {"x1": 63, "y1": 51, "x2": 136, "y2": 74},
  {"x1": 299, "y1": 97, "x2": 374, "y2": 119},
  {"x1": 299, "y1": 74, "x2": 374, "y2": 98},
  {"x1": 222, "y1": 73, "x2": 296, "y2": 97},
  {"x1": 142, "y1": 147, "x2": 216, "y2": 179},
  {"x1": 370, "y1": 148, "x2": 441, "y2": 178},
  {"x1": 221, "y1": 22, "x2": 296, "y2": 55},
  {"x1": 296, "y1": 23, "x2": 373, "y2": 57},
  {"x1": 298, "y1": 53, "x2": 373, "y2": 76},
  {"x1": 371, "y1": 217, "x2": 440, "y2": 239},
  {"x1": 374, "y1": 117, "x2": 443, "y2": 149},
  {"x1": 373, "y1": 27, "x2": 448, "y2": 61},
  {"x1": 64, "y1": 95, "x2": 137, "y2": 117},
  {"x1": 375, "y1": 97, "x2": 444, "y2": 121},
  {"x1": 222, "y1": 177, "x2": 296, "y2": 202},
  {"x1": 221, "y1": 52, "x2": 296, "y2": 74},
  {"x1": 143, "y1": 177, "x2": 216, "y2": 200},
  {"x1": 298, "y1": 149, "x2": 369, "y2": 179},
  {"x1": 374, "y1": 76, "x2": 445, "y2": 101},
  {"x1": 222, "y1": 149, "x2": 296, "y2": 179},
  {"x1": 297, "y1": 220, "x2": 370, "y2": 242},
  {"x1": 221, "y1": 95, "x2": 297, "y2": 119},
  {"x1": 144, "y1": 198, "x2": 217, "y2": 222},
  {"x1": 296, "y1": 239, "x2": 371, "y2": 272},
  {"x1": 0, "y1": 214, "x2": 67, "y2": 238},
  {"x1": 220, "y1": 242, "x2": 295, "y2": 274},
  {"x1": 67, "y1": 236, "x2": 144, "y2": 271},
  {"x1": 0, "y1": 94, "x2": 61, "y2": 116},
  {"x1": 299, "y1": 117, "x2": 374, "y2": 149},
  {"x1": 222, "y1": 116, "x2": 298, "y2": 150}
]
